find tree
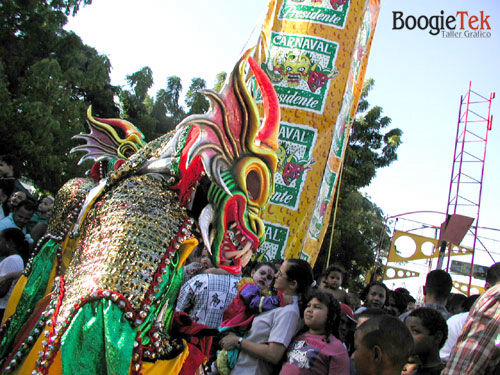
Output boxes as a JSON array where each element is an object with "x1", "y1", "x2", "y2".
[
  {"x1": 160, "y1": 76, "x2": 185, "y2": 132},
  {"x1": 213, "y1": 72, "x2": 227, "y2": 93},
  {"x1": 343, "y1": 79, "x2": 402, "y2": 190},
  {"x1": 0, "y1": 0, "x2": 118, "y2": 193},
  {"x1": 118, "y1": 72, "x2": 217, "y2": 141},
  {"x1": 315, "y1": 79, "x2": 403, "y2": 291},
  {"x1": 119, "y1": 67, "x2": 157, "y2": 140},
  {"x1": 185, "y1": 78, "x2": 209, "y2": 115}
]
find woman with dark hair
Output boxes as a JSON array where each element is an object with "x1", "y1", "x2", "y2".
[
  {"x1": 355, "y1": 281, "x2": 389, "y2": 314},
  {"x1": 220, "y1": 258, "x2": 314, "y2": 375}
]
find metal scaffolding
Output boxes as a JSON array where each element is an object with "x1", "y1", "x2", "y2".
[{"x1": 444, "y1": 82, "x2": 495, "y2": 291}]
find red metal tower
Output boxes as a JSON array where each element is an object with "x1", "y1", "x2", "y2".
[{"x1": 443, "y1": 82, "x2": 495, "y2": 291}]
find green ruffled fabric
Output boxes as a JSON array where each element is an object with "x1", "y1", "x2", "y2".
[
  {"x1": 0, "y1": 239, "x2": 59, "y2": 359},
  {"x1": 61, "y1": 300, "x2": 136, "y2": 375},
  {"x1": 138, "y1": 261, "x2": 183, "y2": 345},
  {"x1": 60, "y1": 263, "x2": 183, "y2": 375},
  {"x1": 160, "y1": 263, "x2": 184, "y2": 330}
]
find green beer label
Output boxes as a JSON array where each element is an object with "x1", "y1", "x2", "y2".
[
  {"x1": 278, "y1": 0, "x2": 350, "y2": 28},
  {"x1": 272, "y1": 122, "x2": 317, "y2": 209},
  {"x1": 259, "y1": 32, "x2": 339, "y2": 114},
  {"x1": 259, "y1": 222, "x2": 290, "y2": 261}
]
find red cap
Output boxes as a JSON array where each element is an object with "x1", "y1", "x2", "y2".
[{"x1": 340, "y1": 303, "x2": 357, "y2": 323}]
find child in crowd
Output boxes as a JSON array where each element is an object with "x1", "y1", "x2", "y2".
[
  {"x1": 216, "y1": 261, "x2": 279, "y2": 374},
  {"x1": 280, "y1": 289, "x2": 350, "y2": 375},
  {"x1": 404, "y1": 307, "x2": 448, "y2": 375},
  {"x1": 320, "y1": 263, "x2": 348, "y2": 303},
  {"x1": 384, "y1": 290, "x2": 401, "y2": 316},
  {"x1": 352, "y1": 315, "x2": 414, "y2": 375},
  {"x1": 392, "y1": 287, "x2": 415, "y2": 315},
  {"x1": 445, "y1": 293, "x2": 467, "y2": 315},
  {"x1": 219, "y1": 261, "x2": 279, "y2": 329},
  {"x1": 338, "y1": 303, "x2": 357, "y2": 355},
  {"x1": 355, "y1": 281, "x2": 388, "y2": 314},
  {"x1": 27, "y1": 195, "x2": 55, "y2": 241}
]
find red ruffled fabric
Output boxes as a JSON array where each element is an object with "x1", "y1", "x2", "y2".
[{"x1": 171, "y1": 311, "x2": 215, "y2": 375}]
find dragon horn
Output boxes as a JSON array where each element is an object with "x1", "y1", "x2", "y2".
[
  {"x1": 248, "y1": 57, "x2": 280, "y2": 151},
  {"x1": 87, "y1": 107, "x2": 146, "y2": 148}
]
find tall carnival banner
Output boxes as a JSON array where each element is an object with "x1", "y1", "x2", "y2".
[{"x1": 252, "y1": 0, "x2": 380, "y2": 264}]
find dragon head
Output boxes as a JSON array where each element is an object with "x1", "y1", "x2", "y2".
[
  {"x1": 176, "y1": 51, "x2": 280, "y2": 274},
  {"x1": 73, "y1": 51, "x2": 280, "y2": 275}
]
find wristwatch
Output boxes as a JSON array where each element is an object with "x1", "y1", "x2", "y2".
[{"x1": 237, "y1": 337, "x2": 243, "y2": 349}]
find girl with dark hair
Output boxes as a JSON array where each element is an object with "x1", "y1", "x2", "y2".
[
  {"x1": 279, "y1": 289, "x2": 349, "y2": 374},
  {"x1": 216, "y1": 261, "x2": 277, "y2": 374},
  {"x1": 220, "y1": 261, "x2": 278, "y2": 330},
  {"x1": 220, "y1": 258, "x2": 314, "y2": 375},
  {"x1": 355, "y1": 281, "x2": 389, "y2": 314}
]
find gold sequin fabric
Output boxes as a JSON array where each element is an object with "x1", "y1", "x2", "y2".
[
  {"x1": 108, "y1": 131, "x2": 177, "y2": 186},
  {"x1": 59, "y1": 174, "x2": 187, "y2": 317},
  {"x1": 47, "y1": 178, "x2": 96, "y2": 235}
]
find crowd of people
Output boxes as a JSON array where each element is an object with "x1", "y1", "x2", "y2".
[
  {"x1": 176, "y1": 245, "x2": 500, "y2": 375},
  {"x1": 0, "y1": 152, "x2": 499, "y2": 374},
  {"x1": 0, "y1": 154, "x2": 54, "y2": 320}
]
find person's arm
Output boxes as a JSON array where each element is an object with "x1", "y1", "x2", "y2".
[
  {"x1": 221, "y1": 304, "x2": 300, "y2": 364},
  {"x1": 220, "y1": 332, "x2": 287, "y2": 365},
  {"x1": 240, "y1": 284, "x2": 280, "y2": 313}
]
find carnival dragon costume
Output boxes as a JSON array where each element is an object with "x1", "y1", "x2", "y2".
[{"x1": 0, "y1": 52, "x2": 280, "y2": 375}]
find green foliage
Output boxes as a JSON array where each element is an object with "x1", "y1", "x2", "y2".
[
  {"x1": 127, "y1": 67, "x2": 153, "y2": 102},
  {"x1": 185, "y1": 78, "x2": 209, "y2": 115},
  {"x1": 0, "y1": 0, "x2": 118, "y2": 193},
  {"x1": 214, "y1": 72, "x2": 227, "y2": 93},
  {"x1": 2, "y1": 0, "x2": 223, "y2": 193},
  {"x1": 343, "y1": 79, "x2": 402, "y2": 191},
  {"x1": 118, "y1": 71, "x2": 219, "y2": 141},
  {"x1": 316, "y1": 79, "x2": 402, "y2": 291}
]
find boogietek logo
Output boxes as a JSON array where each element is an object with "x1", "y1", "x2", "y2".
[{"x1": 393, "y1": 10, "x2": 492, "y2": 38}]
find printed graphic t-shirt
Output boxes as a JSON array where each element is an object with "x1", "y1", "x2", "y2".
[{"x1": 280, "y1": 332, "x2": 350, "y2": 375}]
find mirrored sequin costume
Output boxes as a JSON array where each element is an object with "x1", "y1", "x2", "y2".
[{"x1": 0, "y1": 51, "x2": 280, "y2": 375}]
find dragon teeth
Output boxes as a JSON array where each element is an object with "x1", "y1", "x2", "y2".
[{"x1": 235, "y1": 242, "x2": 252, "y2": 259}]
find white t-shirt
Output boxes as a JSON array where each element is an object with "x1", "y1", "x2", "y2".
[
  {"x1": 440, "y1": 311, "x2": 469, "y2": 361},
  {"x1": 231, "y1": 296, "x2": 301, "y2": 375},
  {"x1": 0, "y1": 254, "x2": 24, "y2": 309}
]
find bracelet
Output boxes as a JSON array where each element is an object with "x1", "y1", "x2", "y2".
[
  {"x1": 259, "y1": 296, "x2": 265, "y2": 313},
  {"x1": 237, "y1": 337, "x2": 243, "y2": 349}
]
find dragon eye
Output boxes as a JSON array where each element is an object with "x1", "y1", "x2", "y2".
[
  {"x1": 234, "y1": 158, "x2": 271, "y2": 208},
  {"x1": 246, "y1": 170, "x2": 262, "y2": 201}
]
